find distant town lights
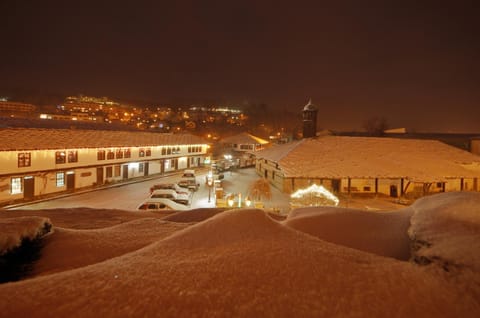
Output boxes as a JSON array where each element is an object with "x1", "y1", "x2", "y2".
[{"x1": 291, "y1": 184, "x2": 339, "y2": 206}]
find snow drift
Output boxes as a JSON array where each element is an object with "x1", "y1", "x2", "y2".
[
  {"x1": 0, "y1": 216, "x2": 52, "y2": 255},
  {"x1": 0, "y1": 192, "x2": 478, "y2": 317}
]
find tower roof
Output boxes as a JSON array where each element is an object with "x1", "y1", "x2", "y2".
[{"x1": 303, "y1": 99, "x2": 317, "y2": 111}]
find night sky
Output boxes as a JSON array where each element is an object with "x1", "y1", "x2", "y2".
[{"x1": 1, "y1": 1, "x2": 479, "y2": 132}]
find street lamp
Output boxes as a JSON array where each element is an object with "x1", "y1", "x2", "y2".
[{"x1": 207, "y1": 171, "x2": 213, "y2": 203}]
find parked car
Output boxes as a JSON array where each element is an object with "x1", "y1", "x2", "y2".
[
  {"x1": 179, "y1": 169, "x2": 199, "y2": 191},
  {"x1": 150, "y1": 183, "x2": 191, "y2": 195},
  {"x1": 182, "y1": 169, "x2": 196, "y2": 178},
  {"x1": 149, "y1": 189, "x2": 191, "y2": 205},
  {"x1": 137, "y1": 198, "x2": 189, "y2": 211},
  {"x1": 178, "y1": 178, "x2": 199, "y2": 192}
]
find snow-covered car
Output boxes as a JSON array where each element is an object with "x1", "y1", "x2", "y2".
[
  {"x1": 149, "y1": 183, "x2": 191, "y2": 195},
  {"x1": 181, "y1": 169, "x2": 196, "y2": 178},
  {"x1": 178, "y1": 178, "x2": 199, "y2": 192},
  {"x1": 149, "y1": 189, "x2": 191, "y2": 205},
  {"x1": 136, "y1": 198, "x2": 189, "y2": 211}
]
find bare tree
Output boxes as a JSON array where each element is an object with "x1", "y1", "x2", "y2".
[{"x1": 248, "y1": 178, "x2": 272, "y2": 202}]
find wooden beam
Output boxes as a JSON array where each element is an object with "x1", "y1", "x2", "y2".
[{"x1": 404, "y1": 181, "x2": 411, "y2": 194}]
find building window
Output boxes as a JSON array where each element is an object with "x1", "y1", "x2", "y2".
[
  {"x1": 18, "y1": 152, "x2": 31, "y2": 167},
  {"x1": 124, "y1": 148, "x2": 131, "y2": 158},
  {"x1": 161, "y1": 147, "x2": 166, "y2": 155},
  {"x1": 56, "y1": 172, "x2": 65, "y2": 187},
  {"x1": 167, "y1": 147, "x2": 172, "y2": 155},
  {"x1": 55, "y1": 151, "x2": 66, "y2": 164},
  {"x1": 139, "y1": 163, "x2": 144, "y2": 173},
  {"x1": 107, "y1": 150, "x2": 115, "y2": 160},
  {"x1": 146, "y1": 148, "x2": 152, "y2": 156},
  {"x1": 11, "y1": 177, "x2": 22, "y2": 194},
  {"x1": 97, "y1": 150, "x2": 106, "y2": 160},
  {"x1": 188, "y1": 146, "x2": 191, "y2": 153},
  {"x1": 114, "y1": 165, "x2": 121, "y2": 177},
  {"x1": 106, "y1": 166, "x2": 113, "y2": 178},
  {"x1": 68, "y1": 151, "x2": 78, "y2": 163},
  {"x1": 116, "y1": 149, "x2": 123, "y2": 159},
  {"x1": 139, "y1": 149, "x2": 145, "y2": 157}
]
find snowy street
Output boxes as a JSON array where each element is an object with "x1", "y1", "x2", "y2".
[{"x1": 7, "y1": 168, "x2": 292, "y2": 213}]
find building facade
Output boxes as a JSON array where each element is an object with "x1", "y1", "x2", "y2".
[
  {"x1": 0, "y1": 128, "x2": 208, "y2": 205},
  {"x1": 255, "y1": 136, "x2": 480, "y2": 199}
]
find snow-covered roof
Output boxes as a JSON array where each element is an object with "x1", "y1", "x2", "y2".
[
  {"x1": 0, "y1": 128, "x2": 207, "y2": 151},
  {"x1": 255, "y1": 136, "x2": 480, "y2": 181},
  {"x1": 220, "y1": 132, "x2": 269, "y2": 145}
]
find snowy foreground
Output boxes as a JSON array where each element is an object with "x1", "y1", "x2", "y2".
[{"x1": 0, "y1": 192, "x2": 479, "y2": 317}]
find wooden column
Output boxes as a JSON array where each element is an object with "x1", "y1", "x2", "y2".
[
  {"x1": 375, "y1": 178, "x2": 378, "y2": 194},
  {"x1": 348, "y1": 178, "x2": 351, "y2": 195},
  {"x1": 400, "y1": 178, "x2": 404, "y2": 196},
  {"x1": 461, "y1": 178, "x2": 464, "y2": 191}
]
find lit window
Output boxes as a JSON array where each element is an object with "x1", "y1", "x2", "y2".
[
  {"x1": 107, "y1": 150, "x2": 115, "y2": 160},
  {"x1": 146, "y1": 148, "x2": 152, "y2": 156},
  {"x1": 124, "y1": 148, "x2": 131, "y2": 158},
  {"x1": 68, "y1": 151, "x2": 78, "y2": 163},
  {"x1": 55, "y1": 151, "x2": 66, "y2": 164},
  {"x1": 116, "y1": 149, "x2": 123, "y2": 159},
  {"x1": 18, "y1": 152, "x2": 31, "y2": 167},
  {"x1": 97, "y1": 150, "x2": 106, "y2": 160},
  {"x1": 56, "y1": 172, "x2": 65, "y2": 187},
  {"x1": 139, "y1": 163, "x2": 144, "y2": 173},
  {"x1": 139, "y1": 149, "x2": 145, "y2": 157},
  {"x1": 11, "y1": 177, "x2": 22, "y2": 194}
]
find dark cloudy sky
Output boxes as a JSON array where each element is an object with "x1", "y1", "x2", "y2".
[{"x1": 1, "y1": 1, "x2": 479, "y2": 132}]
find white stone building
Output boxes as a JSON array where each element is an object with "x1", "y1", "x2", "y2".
[{"x1": 0, "y1": 128, "x2": 208, "y2": 205}]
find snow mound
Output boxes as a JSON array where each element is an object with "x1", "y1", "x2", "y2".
[
  {"x1": 0, "y1": 216, "x2": 52, "y2": 255},
  {"x1": 410, "y1": 192, "x2": 480, "y2": 271},
  {"x1": 160, "y1": 208, "x2": 290, "y2": 249},
  {"x1": 161, "y1": 208, "x2": 226, "y2": 223},
  {"x1": 33, "y1": 218, "x2": 189, "y2": 276},
  {"x1": 285, "y1": 206, "x2": 413, "y2": 260},
  {"x1": 0, "y1": 208, "x2": 164, "y2": 230},
  {"x1": 287, "y1": 206, "x2": 362, "y2": 219},
  {"x1": 0, "y1": 207, "x2": 478, "y2": 317}
]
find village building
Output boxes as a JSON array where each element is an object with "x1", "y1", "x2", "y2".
[
  {"x1": 254, "y1": 136, "x2": 480, "y2": 198},
  {"x1": 254, "y1": 100, "x2": 480, "y2": 199},
  {"x1": 218, "y1": 132, "x2": 270, "y2": 168},
  {"x1": 0, "y1": 128, "x2": 208, "y2": 205}
]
